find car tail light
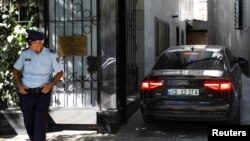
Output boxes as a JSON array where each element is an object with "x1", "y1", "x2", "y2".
[
  {"x1": 141, "y1": 80, "x2": 164, "y2": 91},
  {"x1": 204, "y1": 80, "x2": 232, "y2": 91}
]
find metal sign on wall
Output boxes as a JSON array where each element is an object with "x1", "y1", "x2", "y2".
[{"x1": 58, "y1": 35, "x2": 87, "y2": 56}]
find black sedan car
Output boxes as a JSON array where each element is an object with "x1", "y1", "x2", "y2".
[{"x1": 140, "y1": 45, "x2": 247, "y2": 124}]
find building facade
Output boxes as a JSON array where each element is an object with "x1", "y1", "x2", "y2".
[
  {"x1": 208, "y1": 0, "x2": 250, "y2": 61},
  {"x1": 1, "y1": 0, "x2": 192, "y2": 133},
  {"x1": 137, "y1": 0, "x2": 189, "y2": 78}
]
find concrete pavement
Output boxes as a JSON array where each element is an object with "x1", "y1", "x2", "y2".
[
  {"x1": 0, "y1": 122, "x2": 206, "y2": 141},
  {"x1": 0, "y1": 109, "x2": 207, "y2": 141},
  {"x1": 0, "y1": 133, "x2": 205, "y2": 141},
  {"x1": 0, "y1": 108, "x2": 206, "y2": 141},
  {"x1": 1, "y1": 74, "x2": 250, "y2": 141}
]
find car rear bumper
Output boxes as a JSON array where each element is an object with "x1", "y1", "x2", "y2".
[{"x1": 141, "y1": 101, "x2": 230, "y2": 121}]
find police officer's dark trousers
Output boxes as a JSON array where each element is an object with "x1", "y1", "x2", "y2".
[{"x1": 19, "y1": 88, "x2": 51, "y2": 141}]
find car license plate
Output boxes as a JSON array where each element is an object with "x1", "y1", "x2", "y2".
[{"x1": 167, "y1": 89, "x2": 199, "y2": 96}]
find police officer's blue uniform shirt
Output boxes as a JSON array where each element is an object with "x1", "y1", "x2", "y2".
[{"x1": 14, "y1": 47, "x2": 63, "y2": 88}]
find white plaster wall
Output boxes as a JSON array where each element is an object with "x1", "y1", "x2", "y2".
[
  {"x1": 208, "y1": 0, "x2": 250, "y2": 59},
  {"x1": 207, "y1": 0, "x2": 215, "y2": 45},
  {"x1": 136, "y1": 0, "x2": 145, "y2": 85},
  {"x1": 144, "y1": 0, "x2": 187, "y2": 75}
]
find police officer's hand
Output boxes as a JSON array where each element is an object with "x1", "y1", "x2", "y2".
[
  {"x1": 41, "y1": 83, "x2": 53, "y2": 94},
  {"x1": 18, "y1": 84, "x2": 28, "y2": 95}
]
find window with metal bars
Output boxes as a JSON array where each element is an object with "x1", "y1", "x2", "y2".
[{"x1": 0, "y1": 0, "x2": 39, "y2": 25}]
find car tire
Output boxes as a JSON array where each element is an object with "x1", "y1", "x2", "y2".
[
  {"x1": 142, "y1": 112, "x2": 155, "y2": 124},
  {"x1": 228, "y1": 104, "x2": 241, "y2": 125},
  {"x1": 238, "y1": 78, "x2": 242, "y2": 99}
]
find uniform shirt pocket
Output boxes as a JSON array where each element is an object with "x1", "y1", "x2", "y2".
[{"x1": 23, "y1": 59, "x2": 33, "y2": 73}]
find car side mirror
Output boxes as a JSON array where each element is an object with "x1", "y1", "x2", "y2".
[
  {"x1": 236, "y1": 57, "x2": 249, "y2": 77},
  {"x1": 235, "y1": 57, "x2": 247, "y2": 64}
]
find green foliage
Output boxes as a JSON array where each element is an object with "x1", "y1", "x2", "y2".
[{"x1": 0, "y1": 4, "x2": 39, "y2": 108}]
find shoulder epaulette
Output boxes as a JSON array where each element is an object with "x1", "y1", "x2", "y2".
[
  {"x1": 22, "y1": 48, "x2": 29, "y2": 51},
  {"x1": 49, "y1": 49, "x2": 56, "y2": 54}
]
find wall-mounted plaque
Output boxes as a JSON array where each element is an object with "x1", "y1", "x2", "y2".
[{"x1": 58, "y1": 35, "x2": 87, "y2": 56}]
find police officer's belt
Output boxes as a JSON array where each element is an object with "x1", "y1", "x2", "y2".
[{"x1": 26, "y1": 87, "x2": 43, "y2": 94}]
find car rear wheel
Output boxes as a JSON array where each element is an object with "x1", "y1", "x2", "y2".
[{"x1": 228, "y1": 104, "x2": 241, "y2": 125}]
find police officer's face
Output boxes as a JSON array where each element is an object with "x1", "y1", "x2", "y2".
[{"x1": 29, "y1": 40, "x2": 44, "y2": 53}]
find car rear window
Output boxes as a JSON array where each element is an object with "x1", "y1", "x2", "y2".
[{"x1": 153, "y1": 51, "x2": 224, "y2": 70}]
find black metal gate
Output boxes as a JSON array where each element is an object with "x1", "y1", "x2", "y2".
[
  {"x1": 117, "y1": 0, "x2": 138, "y2": 124},
  {"x1": 48, "y1": 0, "x2": 98, "y2": 108},
  {"x1": 126, "y1": 0, "x2": 138, "y2": 99}
]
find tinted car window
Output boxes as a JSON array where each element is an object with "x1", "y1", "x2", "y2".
[
  {"x1": 225, "y1": 48, "x2": 236, "y2": 69},
  {"x1": 153, "y1": 50, "x2": 224, "y2": 70}
]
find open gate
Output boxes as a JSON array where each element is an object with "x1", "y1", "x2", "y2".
[
  {"x1": 116, "y1": 0, "x2": 139, "y2": 124},
  {"x1": 48, "y1": 0, "x2": 98, "y2": 125},
  {"x1": 125, "y1": 0, "x2": 138, "y2": 101},
  {"x1": 48, "y1": 0, "x2": 98, "y2": 108}
]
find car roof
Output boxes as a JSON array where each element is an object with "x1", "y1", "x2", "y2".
[{"x1": 166, "y1": 45, "x2": 225, "y2": 53}]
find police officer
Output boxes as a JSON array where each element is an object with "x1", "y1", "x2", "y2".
[{"x1": 13, "y1": 29, "x2": 63, "y2": 141}]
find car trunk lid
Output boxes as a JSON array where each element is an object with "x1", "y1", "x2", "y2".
[{"x1": 141, "y1": 69, "x2": 231, "y2": 101}]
